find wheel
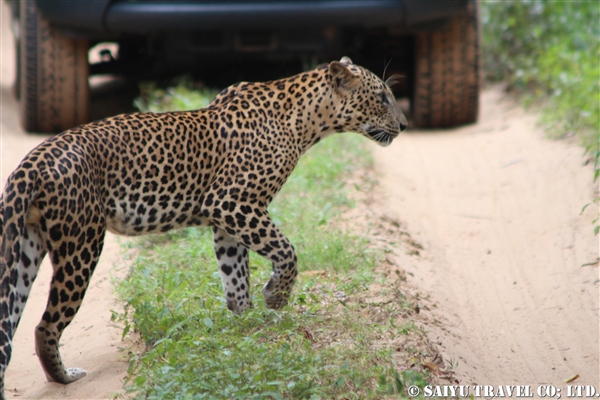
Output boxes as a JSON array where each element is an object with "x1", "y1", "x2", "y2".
[
  {"x1": 412, "y1": 0, "x2": 480, "y2": 128},
  {"x1": 7, "y1": 1, "x2": 21, "y2": 99},
  {"x1": 20, "y1": 1, "x2": 90, "y2": 133}
]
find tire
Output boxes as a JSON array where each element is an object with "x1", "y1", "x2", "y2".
[
  {"x1": 20, "y1": 1, "x2": 90, "y2": 133},
  {"x1": 412, "y1": 0, "x2": 480, "y2": 129}
]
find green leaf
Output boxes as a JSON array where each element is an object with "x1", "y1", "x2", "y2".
[
  {"x1": 581, "y1": 203, "x2": 591, "y2": 215},
  {"x1": 260, "y1": 392, "x2": 283, "y2": 400},
  {"x1": 121, "y1": 323, "x2": 130, "y2": 340},
  {"x1": 394, "y1": 370, "x2": 404, "y2": 393}
]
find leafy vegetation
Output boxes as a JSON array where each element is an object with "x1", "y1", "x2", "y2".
[
  {"x1": 114, "y1": 81, "x2": 432, "y2": 398},
  {"x1": 481, "y1": 1, "x2": 600, "y2": 180},
  {"x1": 134, "y1": 77, "x2": 218, "y2": 113}
]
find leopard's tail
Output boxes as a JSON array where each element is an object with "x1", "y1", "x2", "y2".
[{"x1": 0, "y1": 168, "x2": 42, "y2": 398}]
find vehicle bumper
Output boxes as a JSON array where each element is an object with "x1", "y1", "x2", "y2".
[{"x1": 35, "y1": 0, "x2": 469, "y2": 35}]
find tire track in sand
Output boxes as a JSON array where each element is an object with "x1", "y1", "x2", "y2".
[{"x1": 371, "y1": 88, "x2": 599, "y2": 387}]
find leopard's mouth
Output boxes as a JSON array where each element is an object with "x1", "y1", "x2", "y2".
[{"x1": 366, "y1": 128, "x2": 394, "y2": 147}]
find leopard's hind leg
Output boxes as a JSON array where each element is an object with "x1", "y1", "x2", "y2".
[{"x1": 34, "y1": 209, "x2": 106, "y2": 384}]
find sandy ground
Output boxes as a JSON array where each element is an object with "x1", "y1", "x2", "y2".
[
  {"x1": 371, "y1": 90, "x2": 599, "y2": 388},
  {"x1": 1, "y1": 2, "x2": 599, "y2": 398}
]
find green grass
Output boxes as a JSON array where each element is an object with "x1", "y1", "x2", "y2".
[
  {"x1": 114, "y1": 80, "x2": 430, "y2": 398},
  {"x1": 134, "y1": 77, "x2": 218, "y2": 113},
  {"x1": 481, "y1": 1, "x2": 600, "y2": 181}
]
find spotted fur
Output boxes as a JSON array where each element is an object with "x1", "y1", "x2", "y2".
[{"x1": 0, "y1": 57, "x2": 406, "y2": 395}]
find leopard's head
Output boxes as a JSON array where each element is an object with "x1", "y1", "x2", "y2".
[{"x1": 326, "y1": 57, "x2": 407, "y2": 147}]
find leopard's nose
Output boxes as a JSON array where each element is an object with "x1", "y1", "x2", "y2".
[{"x1": 399, "y1": 114, "x2": 408, "y2": 131}]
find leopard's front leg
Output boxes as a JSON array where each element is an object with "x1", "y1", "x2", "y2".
[
  {"x1": 260, "y1": 243, "x2": 297, "y2": 310},
  {"x1": 210, "y1": 207, "x2": 298, "y2": 311},
  {"x1": 212, "y1": 227, "x2": 252, "y2": 314}
]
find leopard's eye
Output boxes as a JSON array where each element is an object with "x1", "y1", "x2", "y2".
[{"x1": 379, "y1": 92, "x2": 389, "y2": 105}]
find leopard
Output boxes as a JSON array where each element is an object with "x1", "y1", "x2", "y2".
[{"x1": 0, "y1": 57, "x2": 407, "y2": 396}]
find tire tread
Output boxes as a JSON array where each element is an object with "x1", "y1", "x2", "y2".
[{"x1": 413, "y1": 1, "x2": 480, "y2": 129}]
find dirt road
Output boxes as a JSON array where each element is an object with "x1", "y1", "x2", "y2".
[
  {"x1": 1, "y1": 3, "x2": 598, "y2": 397},
  {"x1": 371, "y1": 89, "x2": 599, "y2": 387}
]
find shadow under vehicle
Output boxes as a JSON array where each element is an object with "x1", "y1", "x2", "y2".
[{"x1": 5, "y1": 0, "x2": 480, "y2": 133}]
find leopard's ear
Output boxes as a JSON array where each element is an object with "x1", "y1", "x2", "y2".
[
  {"x1": 340, "y1": 56, "x2": 353, "y2": 65},
  {"x1": 329, "y1": 61, "x2": 360, "y2": 94}
]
